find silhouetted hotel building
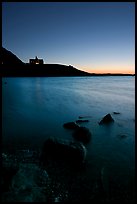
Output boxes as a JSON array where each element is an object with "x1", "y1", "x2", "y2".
[{"x1": 29, "y1": 56, "x2": 44, "y2": 64}]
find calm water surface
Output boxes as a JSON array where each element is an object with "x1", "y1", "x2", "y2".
[{"x1": 2, "y1": 76, "x2": 135, "y2": 201}]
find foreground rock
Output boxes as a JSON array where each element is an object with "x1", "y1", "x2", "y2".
[
  {"x1": 2, "y1": 153, "x2": 51, "y2": 202},
  {"x1": 99, "y1": 114, "x2": 114, "y2": 125},
  {"x1": 72, "y1": 127, "x2": 92, "y2": 144},
  {"x1": 40, "y1": 138, "x2": 87, "y2": 165},
  {"x1": 63, "y1": 122, "x2": 79, "y2": 129},
  {"x1": 9, "y1": 163, "x2": 49, "y2": 202}
]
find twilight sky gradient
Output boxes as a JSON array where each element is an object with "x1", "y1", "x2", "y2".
[{"x1": 2, "y1": 2, "x2": 135, "y2": 74}]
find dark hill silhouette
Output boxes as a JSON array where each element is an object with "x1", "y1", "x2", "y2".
[
  {"x1": 1, "y1": 47, "x2": 92, "y2": 76},
  {"x1": 2, "y1": 47, "x2": 24, "y2": 65}
]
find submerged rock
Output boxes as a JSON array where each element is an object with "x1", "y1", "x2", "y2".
[
  {"x1": 99, "y1": 114, "x2": 114, "y2": 125},
  {"x1": 113, "y1": 112, "x2": 120, "y2": 114},
  {"x1": 11, "y1": 163, "x2": 49, "y2": 189},
  {"x1": 10, "y1": 163, "x2": 49, "y2": 202},
  {"x1": 76, "y1": 119, "x2": 89, "y2": 123},
  {"x1": 16, "y1": 149, "x2": 40, "y2": 163},
  {"x1": 79, "y1": 116, "x2": 91, "y2": 119},
  {"x1": 40, "y1": 138, "x2": 87, "y2": 165},
  {"x1": 117, "y1": 134, "x2": 127, "y2": 139},
  {"x1": 2, "y1": 152, "x2": 51, "y2": 202},
  {"x1": 63, "y1": 122, "x2": 79, "y2": 129},
  {"x1": 72, "y1": 127, "x2": 92, "y2": 144}
]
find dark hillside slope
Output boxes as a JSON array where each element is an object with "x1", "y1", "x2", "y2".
[{"x1": 1, "y1": 47, "x2": 24, "y2": 65}]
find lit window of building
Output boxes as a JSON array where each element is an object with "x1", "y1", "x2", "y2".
[{"x1": 29, "y1": 56, "x2": 44, "y2": 64}]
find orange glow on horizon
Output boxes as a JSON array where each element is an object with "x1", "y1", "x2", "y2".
[
  {"x1": 75, "y1": 64, "x2": 135, "y2": 75},
  {"x1": 87, "y1": 69, "x2": 135, "y2": 74}
]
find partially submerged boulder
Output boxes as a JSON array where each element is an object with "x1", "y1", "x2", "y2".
[
  {"x1": 72, "y1": 127, "x2": 92, "y2": 144},
  {"x1": 40, "y1": 138, "x2": 86, "y2": 165},
  {"x1": 63, "y1": 122, "x2": 79, "y2": 129},
  {"x1": 99, "y1": 114, "x2": 114, "y2": 125}
]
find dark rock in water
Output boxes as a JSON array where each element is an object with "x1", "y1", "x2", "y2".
[
  {"x1": 99, "y1": 114, "x2": 114, "y2": 125},
  {"x1": 70, "y1": 142, "x2": 87, "y2": 162},
  {"x1": 117, "y1": 134, "x2": 127, "y2": 139},
  {"x1": 113, "y1": 112, "x2": 120, "y2": 114},
  {"x1": 79, "y1": 116, "x2": 91, "y2": 119},
  {"x1": 76, "y1": 119, "x2": 89, "y2": 123},
  {"x1": 40, "y1": 138, "x2": 86, "y2": 165},
  {"x1": 72, "y1": 127, "x2": 92, "y2": 144},
  {"x1": 63, "y1": 122, "x2": 79, "y2": 129}
]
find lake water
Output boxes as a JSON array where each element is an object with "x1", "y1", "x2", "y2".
[{"x1": 2, "y1": 76, "x2": 135, "y2": 202}]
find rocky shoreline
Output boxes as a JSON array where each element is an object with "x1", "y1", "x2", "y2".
[{"x1": 2, "y1": 113, "x2": 134, "y2": 202}]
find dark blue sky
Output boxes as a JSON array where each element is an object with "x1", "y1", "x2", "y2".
[{"x1": 2, "y1": 2, "x2": 135, "y2": 73}]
